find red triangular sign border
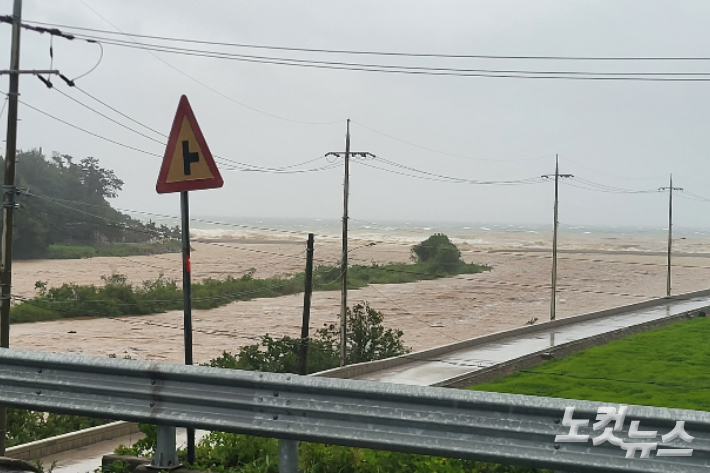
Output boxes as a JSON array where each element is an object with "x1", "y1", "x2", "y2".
[{"x1": 156, "y1": 95, "x2": 224, "y2": 193}]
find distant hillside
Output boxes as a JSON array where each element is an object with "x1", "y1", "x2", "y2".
[{"x1": 0, "y1": 149, "x2": 179, "y2": 259}]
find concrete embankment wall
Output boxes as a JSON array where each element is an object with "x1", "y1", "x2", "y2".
[
  {"x1": 317, "y1": 288, "x2": 710, "y2": 385},
  {"x1": 6, "y1": 422, "x2": 140, "y2": 461},
  {"x1": 436, "y1": 305, "x2": 707, "y2": 388}
]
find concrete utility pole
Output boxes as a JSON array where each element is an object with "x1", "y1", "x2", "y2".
[
  {"x1": 340, "y1": 120, "x2": 350, "y2": 366},
  {"x1": 541, "y1": 155, "x2": 573, "y2": 321},
  {"x1": 0, "y1": 0, "x2": 22, "y2": 456},
  {"x1": 325, "y1": 123, "x2": 375, "y2": 366},
  {"x1": 659, "y1": 174, "x2": 682, "y2": 297}
]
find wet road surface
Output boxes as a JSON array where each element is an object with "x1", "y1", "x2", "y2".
[{"x1": 355, "y1": 295, "x2": 710, "y2": 385}]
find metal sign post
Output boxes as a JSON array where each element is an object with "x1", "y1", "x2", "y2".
[{"x1": 156, "y1": 95, "x2": 223, "y2": 463}]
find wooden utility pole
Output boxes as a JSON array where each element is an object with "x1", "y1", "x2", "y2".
[
  {"x1": 660, "y1": 174, "x2": 682, "y2": 297},
  {"x1": 324, "y1": 124, "x2": 375, "y2": 367},
  {"x1": 541, "y1": 155, "x2": 573, "y2": 321},
  {"x1": 0, "y1": 0, "x2": 22, "y2": 456},
  {"x1": 298, "y1": 233, "x2": 315, "y2": 375}
]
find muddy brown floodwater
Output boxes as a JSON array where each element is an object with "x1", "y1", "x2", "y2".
[{"x1": 9, "y1": 238, "x2": 710, "y2": 364}]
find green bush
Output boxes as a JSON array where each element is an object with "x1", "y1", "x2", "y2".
[
  {"x1": 317, "y1": 302, "x2": 409, "y2": 365},
  {"x1": 6, "y1": 408, "x2": 109, "y2": 448},
  {"x1": 181, "y1": 432, "x2": 548, "y2": 473},
  {"x1": 207, "y1": 302, "x2": 409, "y2": 374},
  {"x1": 411, "y1": 233, "x2": 465, "y2": 273}
]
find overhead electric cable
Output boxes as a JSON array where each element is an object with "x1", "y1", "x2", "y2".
[
  {"x1": 372, "y1": 155, "x2": 545, "y2": 184},
  {"x1": 16, "y1": 95, "x2": 163, "y2": 158},
  {"x1": 74, "y1": 85, "x2": 167, "y2": 137},
  {"x1": 354, "y1": 159, "x2": 545, "y2": 185},
  {"x1": 563, "y1": 157, "x2": 667, "y2": 181},
  {"x1": 69, "y1": 1, "x2": 342, "y2": 125},
  {"x1": 352, "y1": 121, "x2": 553, "y2": 163},
  {"x1": 20, "y1": 19, "x2": 710, "y2": 62},
  {"x1": 560, "y1": 179, "x2": 660, "y2": 194},
  {"x1": 53, "y1": 87, "x2": 165, "y2": 144},
  {"x1": 49, "y1": 35, "x2": 710, "y2": 82},
  {"x1": 21, "y1": 87, "x2": 342, "y2": 174}
]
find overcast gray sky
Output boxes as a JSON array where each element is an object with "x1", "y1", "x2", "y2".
[{"x1": 2, "y1": 0, "x2": 710, "y2": 228}]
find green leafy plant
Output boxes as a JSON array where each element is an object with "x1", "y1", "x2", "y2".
[
  {"x1": 411, "y1": 233, "x2": 466, "y2": 273},
  {"x1": 12, "y1": 236, "x2": 489, "y2": 325},
  {"x1": 316, "y1": 302, "x2": 410, "y2": 365}
]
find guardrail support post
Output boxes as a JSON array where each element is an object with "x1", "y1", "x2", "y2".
[
  {"x1": 279, "y1": 439, "x2": 298, "y2": 473},
  {"x1": 150, "y1": 425, "x2": 180, "y2": 470}
]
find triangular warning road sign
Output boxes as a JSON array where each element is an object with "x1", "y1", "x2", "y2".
[{"x1": 156, "y1": 95, "x2": 223, "y2": 193}]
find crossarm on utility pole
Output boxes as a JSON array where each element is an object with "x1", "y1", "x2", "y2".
[
  {"x1": 659, "y1": 174, "x2": 683, "y2": 297},
  {"x1": 325, "y1": 124, "x2": 377, "y2": 367},
  {"x1": 541, "y1": 155, "x2": 573, "y2": 321}
]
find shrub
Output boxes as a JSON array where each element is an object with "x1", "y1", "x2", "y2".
[
  {"x1": 317, "y1": 302, "x2": 410, "y2": 365},
  {"x1": 411, "y1": 233, "x2": 463, "y2": 273},
  {"x1": 207, "y1": 302, "x2": 409, "y2": 374}
]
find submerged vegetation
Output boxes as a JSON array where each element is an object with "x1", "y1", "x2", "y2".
[
  {"x1": 11, "y1": 234, "x2": 489, "y2": 324},
  {"x1": 45, "y1": 241, "x2": 182, "y2": 259}
]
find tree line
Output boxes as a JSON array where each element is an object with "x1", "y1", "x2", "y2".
[{"x1": 0, "y1": 149, "x2": 179, "y2": 259}]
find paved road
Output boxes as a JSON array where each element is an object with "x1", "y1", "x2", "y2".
[{"x1": 353, "y1": 294, "x2": 710, "y2": 385}]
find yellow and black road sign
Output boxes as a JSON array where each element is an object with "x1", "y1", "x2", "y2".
[{"x1": 156, "y1": 95, "x2": 223, "y2": 193}]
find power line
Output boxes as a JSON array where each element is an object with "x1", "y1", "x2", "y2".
[
  {"x1": 21, "y1": 19, "x2": 710, "y2": 62},
  {"x1": 68, "y1": 2, "x2": 342, "y2": 126},
  {"x1": 560, "y1": 179, "x2": 661, "y2": 194},
  {"x1": 11, "y1": 19, "x2": 710, "y2": 82},
  {"x1": 48, "y1": 34, "x2": 710, "y2": 82},
  {"x1": 562, "y1": 157, "x2": 667, "y2": 181},
  {"x1": 352, "y1": 121, "x2": 554, "y2": 163},
  {"x1": 16, "y1": 87, "x2": 343, "y2": 174},
  {"x1": 354, "y1": 158, "x2": 546, "y2": 185},
  {"x1": 52, "y1": 87, "x2": 165, "y2": 145},
  {"x1": 74, "y1": 85, "x2": 167, "y2": 137},
  {"x1": 15, "y1": 94, "x2": 163, "y2": 157}
]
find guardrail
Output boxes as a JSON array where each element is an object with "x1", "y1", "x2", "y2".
[{"x1": 0, "y1": 348, "x2": 709, "y2": 473}]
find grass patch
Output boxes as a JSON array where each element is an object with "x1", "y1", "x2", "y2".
[
  {"x1": 470, "y1": 317, "x2": 710, "y2": 411},
  {"x1": 45, "y1": 240, "x2": 181, "y2": 259},
  {"x1": 11, "y1": 261, "x2": 489, "y2": 324}
]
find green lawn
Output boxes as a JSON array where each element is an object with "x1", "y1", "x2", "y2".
[{"x1": 470, "y1": 317, "x2": 710, "y2": 412}]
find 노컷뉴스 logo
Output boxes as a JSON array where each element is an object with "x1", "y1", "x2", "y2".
[{"x1": 555, "y1": 406, "x2": 694, "y2": 459}]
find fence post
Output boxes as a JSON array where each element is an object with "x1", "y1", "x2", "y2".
[
  {"x1": 279, "y1": 439, "x2": 298, "y2": 473},
  {"x1": 150, "y1": 425, "x2": 179, "y2": 470}
]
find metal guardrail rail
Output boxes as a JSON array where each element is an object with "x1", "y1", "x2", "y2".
[{"x1": 0, "y1": 349, "x2": 709, "y2": 473}]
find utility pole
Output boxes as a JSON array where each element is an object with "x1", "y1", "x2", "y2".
[
  {"x1": 298, "y1": 233, "x2": 314, "y2": 376},
  {"x1": 541, "y1": 155, "x2": 573, "y2": 321},
  {"x1": 0, "y1": 0, "x2": 22, "y2": 456},
  {"x1": 325, "y1": 123, "x2": 375, "y2": 366},
  {"x1": 659, "y1": 174, "x2": 682, "y2": 297},
  {"x1": 340, "y1": 119, "x2": 350, "y2": 367}
]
